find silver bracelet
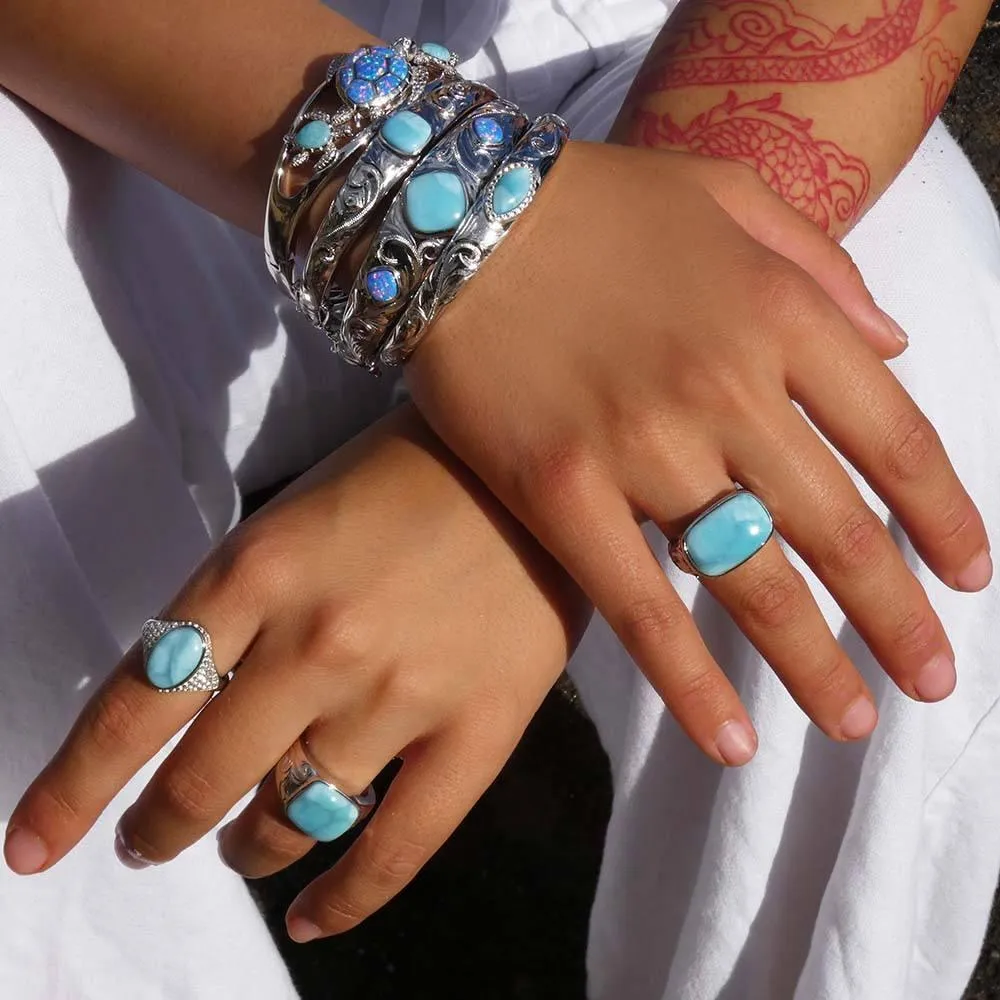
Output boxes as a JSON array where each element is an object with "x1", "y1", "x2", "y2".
[
  {"x1": 332, "y1": 100, "x2": 531, "y2": 370},
  {"x1": 264, "y1": 38, "x2": 459, "y2": 299},
  {"x1": 297, "y1": 76, "x2": 498, "y2": 329},
  {"x1": 381, "y1": 114, "x2": 570, "y2": 368}
]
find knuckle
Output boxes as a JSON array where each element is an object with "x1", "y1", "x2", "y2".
[
  {"x1": 824, "y1": 505, "x2": 886, "y2": 574},
  {"x1": 888, "y1": 606, "x2": 939, "y2": 660},
  {"x1": 358, "y1": 828, "x2": 427, "y2": 887},
  {"x1": 86, "y1": 688, "x2": 149, "y2": 756},
  {"x1": 882, "y1": 411, "x2": 939, "y2": 483},
  {"x1": 299, "y1": 603, "x2": 377, "y2": 668},
  {"x1": 934, "y1": 498, "x2": 979, "y2": 552},
  {"x1": 207, "y1": 528, "x2": 278, "y2": 608},
  {"x1": 155, "y1": 764, "x2": 221, "y2": 825},
  {"x1": 805, "y1": 652, "x2": 853, "y2": 702},
  {"x1": 736, "y1": 568, "x2": 804, "y2": 631},
  {"x1": 311, "y1": 892, "x2": 369, "y2": 933},
  {"x1": 618, "y1": 596, "x2": 684, "y2": 650},
  {"x1": 520, "y1": 442, "x2": 600, "y2": 515},
  {"x1": 755, "y1": 263, "x2": 820, "y2": 330},
  {"x1": 668, "y1": 667, "x2": 728, "y2": 717},
  {"x1": 30, "y1": 782, "x2": 86, "y2": 828}
]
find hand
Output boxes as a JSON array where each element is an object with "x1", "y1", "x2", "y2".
[
  {"x1": 405, "y1": 141, "x2": 991, "y2": 765},
  {"x1": 5, "y1": 406, "x2": 588, "y2": 939}
]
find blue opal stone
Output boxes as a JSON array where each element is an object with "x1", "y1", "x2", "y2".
[
  {"x1": 389, "y1": 55, "x2": 410, "y2": 80},
  {"x1": 354, "y1": 53, "x2": 387, "y2": 81},
  {"x1": 338, "y1": 66, "x2": 353, "y2": 90},
  {"x1": 146, "y1": 626, "x2": 205, "y2": 690},
  {"x1": 380, "y1": 110, "x2": 433, "y2": 155},
  {"x1": 366, "y1": 267, "x2": 400, "y2": 303},
  {"x1": 420, "y1": 41, "x2": 453, "y2": 62},
  {"x1": 346, "y1": 79, "x2": 376, "y2": 104},
  {"x1": 376, "y1": 74, "x2": 404, "y2": 97},
  {"x1": 372, "y1": 45, "x2": 395, "y2": 61},
  {"x1": 286, "y1": 782, "x2": 360, "y2": 842},
  {"x1": 405, "y1": 170, "x2": 468, "y2": 234},
  {"x1": 473, "y1": 116, "x2": 505, "y2": 146},
  {"x1": 684, "y1": 492, "x2": 773, "y2": 577},
  {"x1": 492, "y1": 166, "x2": 535, "y2": 216},
  {"x1": 293, "y1": 120, "x2": 332, "y2": 151}
]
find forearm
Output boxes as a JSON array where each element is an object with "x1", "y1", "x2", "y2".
[
  {"x1": 0, "y1": 0, "x2": 375, "y2": 232},
  {"x1": 610, "y1": 0, "x2": 992, "y2": 236}
]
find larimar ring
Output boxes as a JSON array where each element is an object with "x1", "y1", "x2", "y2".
[
  {"x1": 277, "y1": 742, "x2": 377, "y2": 842},
  {"x1": 669, "y1": 489, "x2": 774, "y2": 578},
  {"x1": 140, "y1": 619, "x2": 227, "y2": 693}
]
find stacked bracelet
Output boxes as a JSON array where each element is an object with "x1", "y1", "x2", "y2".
[
  {"x1": 264, "y1": 38, "x2": 459, "y2": 298},
  {"x1": 335, "y1": 101, "x2": 530, "y2": 369},
  {"x1": 381, "y1": 113, "x2": 570, "y2": 368},
  {"x1": 297, "y1": 76, "x2": 498, "y2": 329}
]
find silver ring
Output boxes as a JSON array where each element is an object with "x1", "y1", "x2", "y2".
[
  {"x1": 140, "y1": 619, "x2": 227, "y2": 693},
  {"x1": 298, "y1": 77, "x2": 499, "y2": 329},
  {"x1": 668, "y1": 489, "x2": 775, "y2": 578},
  {"x1": 333, "y1": 99, "x2": 530, "y2": 370},
  {"x1": 264, "y1": 38, "x2": 459, "y2": 300},
  {"x1": 277, "y1": 741, "x2": 377, "y2": 842},
  {"x1": 382, "y1": 113, "x2": 570, "y2": 368}
]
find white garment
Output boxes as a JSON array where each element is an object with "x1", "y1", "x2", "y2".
[{"x1": 0, "y1": 1, "x2": 995, "y2": 998}]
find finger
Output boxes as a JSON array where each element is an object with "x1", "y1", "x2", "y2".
[
  {"x1": 517, "y1": 461, "x2": 757, "y2": 767},
  {"x1": 701, "y1": 159, "x2": 907, "y2": 359},
  {"x1": 788, "y1": 311, "x2": 992, "y2": 593},
  {"x1": 283, "y1": 722, "x2": 514, "y2": 941},
  {"x1": 729, "y1": 404, "x2": 955, "y2": 703},
  {"x1": 4, "y1": 546, "x2": 261, "y2": 875}
]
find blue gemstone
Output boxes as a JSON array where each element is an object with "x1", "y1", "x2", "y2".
[
  {"x1": 146, "y1": 626, "x2": 205, "y2": 690},
  {"x1": 381, "y1": 110, "x2": 434, "y2": 156},
  {"x1": 473, "y1": 116, "x2": 505, "y2": 145},
  {"x1": 293, "y1": 120, "x2": 332, "y2": 151},
  {"x1": 421, "y1": 42, "x2": 453, "y2": 62},
  {"x1": 492, "y1": 165, "x2": 535, "y2": 216},
  {"x1": 371, "y1": 45, "x2": 395, "y2": 61},
  {"x1": 285, "y1": 782, "x2": 360, "y2": 842},
  {"x1": 354, "y1": 53, "x2": 387, "y2": 81},
  {"x1": 346, "y1": 79, "x2": 376, "y2": 105},
  {"x1": 404, "y1": 170, "x2": 468, "y2": 234},
  {"x1": 338, "y1": 66, "x2": 353, "y2": 89},
  {"x1": 684, "y1": 492, "x2": 774, "y2": 577},
  {"x1": 366, "y1": 267, "x2": 400, "y2": 303},
  {"x1": 389, "y1": 55, "x2": 411, "y2": 80},
  {"x1": 375, "y1": 74, "x2": 404, "y2": 97}
]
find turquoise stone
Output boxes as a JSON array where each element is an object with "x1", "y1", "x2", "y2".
[
  {"x1": 420, "y1": 41, "x2": 453, "y2": 62},
  {"x1": 492, "y1": 166, "x2": 535, "y2": 217},
  {"x1": 146, "y1": 626, "x2": 205, "y2": 690},
  {"x1": 380, "y1": 110, "x2": 433, "y2": 156},
  {"x1": 286, "y1": 782, "x2": 359, "y2": 842},
  {"x1": 684, "y1": 492, "x2": 774, "y2": 577},
  {"x1": 294, "y1": 120, "x2": 331, "y2": 150},
  {"x1": 404, "y1": 170, "x2": 468, "y2": 234}
]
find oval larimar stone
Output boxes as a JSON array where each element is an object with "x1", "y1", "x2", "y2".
[
  {"x1": 473, "y1": 116, "x2": 505, "y2": 146},
  {"x1": 684, "y1": 492, "x2": 773, "y2": 577},
  {"x1": 146, "y1": 626, "x2": 205, "y2": 690},
  {"x1": 492, "y1": 166, "x2": 535, "y2": 216},
  {"x1": 293, "y1": 120, "x2": 332, "y2": 151},
  {"x1": 286, "y1": 782, "x2": 360, "y2": 842},
  {"x1": 420, "y1": 41, "x2": 453, "y2": 62},
  {"x1": 366, "y1": 267, "x2": 400, "y2": 303},
  {"x1": 380, "y1": 110, "x2": 433, "y2": 156},
  {"x1": 404, "y1": 170, "x2": 468, "y2": 234}
]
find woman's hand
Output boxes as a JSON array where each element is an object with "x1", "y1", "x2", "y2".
[
  {"x1": 5, "y1": 406, "x2": 588, "y2": 939},
  {"x1": 405, "y1": 141, "x2": 992, "y2": 764}
]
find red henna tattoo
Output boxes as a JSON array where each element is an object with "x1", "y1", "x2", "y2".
[
  {"x1": 635, "y1": 92, "x2": 871, "y2": 234},
  {"x1": 920, "y1": 37, "x2": 961, "y2": 128},
  {"x1": 639, "y1": 0, "x2": 956, "y2": 89}
]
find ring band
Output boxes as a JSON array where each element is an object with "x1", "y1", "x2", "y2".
[
  {"x1": 277, "y1": 742, "x2": 377, "y2": 842},
  {"x1": 140, "y1": 618, "x2": 227, "y2": 693},
  {"x1": 669, "y1": 489, "x2": 774, "y2": 578}
]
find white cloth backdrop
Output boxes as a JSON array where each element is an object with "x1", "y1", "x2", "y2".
[{"x1": 0, "y1": 1, "x2": 996, "y2": 997}]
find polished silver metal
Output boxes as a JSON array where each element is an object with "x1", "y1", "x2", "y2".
[
  {"x1": 332, "y1": 100, "x2": 531, "y2": 370},
  {"x1": 298, "y1": 76, "x2": 498, "y2": 328},
  {"x1": 667, "y1": 488, "x2": 775, "y2": 578},
  {"x1": 264, "y1": 38, "x2": 457, "y2": 300},
  {"x1": 276, "y1": 741, "x2": 377, "y2": 824},
  {"x1": 140, "y1": 618, "x2": 227, "y2": 694},
  {"x1": 381, "y1": 113, "x2": 570, "y2": 368}
]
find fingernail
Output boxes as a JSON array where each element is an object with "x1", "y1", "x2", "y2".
[
  {"x1": 4, "y1": 827, "x2": 48, "y2": 875},
  {"x1": 114, "y1": 824, "x2": 152, "y2": 870},
  {"x1": 839, "y1": 696, "x2": 878, "y2": 740},
  {"x1": 286, "y1": 916, "x2": 322, "y2": 944},
  {"x1": 955, "y1": 550, "x2": 993, "y2": 592},
  {"x1": 914, "y1": 653, "x2": 957, "y2": 702},
  {"x1": 714, "y1": 720, "x2": 758, "y2": 766},
  {"x1": 878, "y1": 308, "x2": 908, "y2": 347}
]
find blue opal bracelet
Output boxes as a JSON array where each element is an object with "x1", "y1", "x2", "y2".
[
  {"x1": 381, "y1": 113, "x2": 570, "y2": 368},
  {"x1": 333, "y1": 100, "x2": 530, "y2": 369}
]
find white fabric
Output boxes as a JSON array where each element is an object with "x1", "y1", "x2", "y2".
[{"x1": 0, "y1": 1, "x2": 996, "y2": 997}]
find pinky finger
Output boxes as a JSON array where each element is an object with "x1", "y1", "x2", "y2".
[{"x1": 283, "y1": 726, "x2": 512, "y2": 942}]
